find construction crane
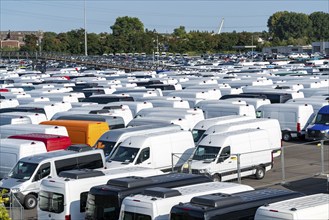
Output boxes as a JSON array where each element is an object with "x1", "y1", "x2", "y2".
[
  {"x1": 211, "y1": 18, "x2": 224, "y2": 35},
  {"x1": 217, "y1": 18, "x2": 225, "y2": 34}
]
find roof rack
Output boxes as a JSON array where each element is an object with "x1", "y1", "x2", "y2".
[
  {"x1": 107, "y1": 176, "x2": 153, "y2": 188},
  {"x1": 59, "y1": 169, "x2": 105, "y2": 179},
  {"x1": 143, "y1": 187, "x2": 182, "y2": 198}
]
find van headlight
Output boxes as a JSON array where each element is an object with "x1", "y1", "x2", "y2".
[
  {"x1": 11, "y1": 188, "x2": 20, "y2": 193},
  {"x1": 198, "y1": 169, "x2": 208, "y2": 174}
]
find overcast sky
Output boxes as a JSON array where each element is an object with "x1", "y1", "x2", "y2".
[{"x1": 1, "y1": 0, "x2": 328, "y2": 34}]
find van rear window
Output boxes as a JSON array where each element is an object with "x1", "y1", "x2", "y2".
[{"x1": 39, "y1": 191, "x2": 64, "y2": 213}]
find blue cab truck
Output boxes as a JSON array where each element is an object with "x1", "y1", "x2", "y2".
[{"x1": 306, "y1": 105, "x2": 329, "y2": 140}]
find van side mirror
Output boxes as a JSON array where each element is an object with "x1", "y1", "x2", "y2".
[{"x1": 217, "y1": 157, "x2": 224, "y2": 163}]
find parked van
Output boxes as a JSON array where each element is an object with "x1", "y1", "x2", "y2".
[
  {"x1": 183, "y1": 129, "x2": 274, "y2": 181},
  {"x1": 0, "y1": 149, "x2": 106, "y2": 209},
  {"x1": 8, "y1": 133, "x2": 72, "y2": 152},
  {"x1": 305, "y1": 105, "x2": 329, "y2": 140},
  {"x1": 106, "y1": 101, "x2": 153, "y2": 116},
  {"x1": 256, "y1": 103, "x2": 314, "y2": 141},
  {"x1": 201, "y1": 103, "x2": 256, "y2": 119},
  {"x1": 54, "y1": 114, "x2": 125, "y2": 130},
  {"x1": 95, "y1": 124, "x2": 181, "y2": 157},
  {"x1": 202, "y1": 118, "x2": 281, "y2": 156},
  {"x1": 170, "y1": 188, "x2": 303, "y2": 220},
  {"x1": 85, "y1": 173, "x2": 212, "y2": 220},
  {"x1": 0, "y1": 114, "x2": 31, "y2": 125},
  {"x1": 242, "y1": 91, "x2": 293, "y2": 103},
  {"x1": 255, "y1": 193, "x2": 329, "y2": 220},
  {"x1": 0, "y1": 139, "x2": 47, "y2": 179},
  {"x1": 0, "y1": 101, "x2": 72, "y2": 120},
  {"x1": 107, "y1": 130, "x2": 195, "y2": 172},
  {"x1": 0, "y1": 124, "x2": 68, "y2": 139},
  {"x1": 1, "y1": 112, "x2": 47, "y2": 124},
  {"x1": 38, "y1": 167, "x2": 162, "y2": 220},
  {"x1": 120, "y1": 182, "x2": 254, "y2": 220},
  {"x1": 40, "y1": 120, "x2": 109, "y2": 146},
  {"x1": 192, "y1": 115, "x2": 254, "y2": 144},
  {"x1": 127, "y1": 116, "x2": 192, "y2": 131}
]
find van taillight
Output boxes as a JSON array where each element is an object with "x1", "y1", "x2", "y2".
[
  {"x1": 297, "y1": 123, "x2": 301, "y2": 132},
  {"x1": 65, "y1": 215, "x2": 71, "y2": 220}
]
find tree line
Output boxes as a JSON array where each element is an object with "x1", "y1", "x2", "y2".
[{"x1": 14, "y1": 11, "x2": 329, "y2": 55}]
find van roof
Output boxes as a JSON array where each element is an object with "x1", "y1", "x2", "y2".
[
  {"x1": 19, "y1": 150, "x2": 77, "y2": 163},
  {"x1": 41, "y1": 120, "x2": 108, "y2": 126},
  {"x1": 260, "y1": 193, "x2": 329, "y2": 211}
]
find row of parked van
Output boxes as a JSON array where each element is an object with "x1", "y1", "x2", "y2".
[
  {"x1": 37, "y1": 169, "x2": 328, "y2": 220},
  {"x1": 1, "y1": 65, "x2": 329, "y2": 219}
]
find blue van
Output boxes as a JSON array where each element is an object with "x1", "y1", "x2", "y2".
[{"x1": 306, "y1": 105, "x2": 329, "y2": 140}]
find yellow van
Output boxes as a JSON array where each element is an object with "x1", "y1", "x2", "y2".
[{"x1": 40, "y1": 120, "x2": 109, "y2": 146}]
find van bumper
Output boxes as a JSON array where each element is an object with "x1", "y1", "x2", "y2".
[{"x1": 305, "y1": 130, "x2": 328, "y2": 141}]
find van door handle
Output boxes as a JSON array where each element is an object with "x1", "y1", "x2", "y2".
[
  {"x1": 147, "y1": 162, "x2": 151, "y2": 164},
  {"x1": 228, "y1": 161, "x2": 232, "y2": 163}
]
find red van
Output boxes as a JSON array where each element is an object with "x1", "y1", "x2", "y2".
[{"x1": 8, "y1": 133, "x2": 72, "y2": 152}]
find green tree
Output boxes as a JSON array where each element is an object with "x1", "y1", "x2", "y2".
[
  {"x1": 309, "y1": 12, "x2": 329, "y2": 41},
  {"x1": 173, "y1": 26, "x2": 187, "y2": 38},
  {"x1": 20, "y1": 34, "x2": 38, "y2": 51},
  {"x1": 268, "y1": 11, "x2": 312, "y2": 41},
  {"x1": 41, "y1": 32, "x2": 62, "y2": 52}
]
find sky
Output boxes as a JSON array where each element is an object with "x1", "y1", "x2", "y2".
[{"x1": 0, "y1": 0, "x2": 328, "y2": 34}]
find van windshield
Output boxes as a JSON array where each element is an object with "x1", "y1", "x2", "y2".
[
  {"x1": 315, "y1": 113, "x2": 329, "y2": 125},
  {"x1": 192, "y1": 129, "x2": 205, "y2": 143},
  {"x1": 95, "y1": 140, "x2": 116, "y2": 157},
  {"x1": 110, "y1": 146, "x2": 139, "y2": 163},
  {"x1": 8, "y1": 161, "x2": 38, "y2": 180},
  {"x1": 192, "y1": 145, "x2": 221, "y2": 161}
]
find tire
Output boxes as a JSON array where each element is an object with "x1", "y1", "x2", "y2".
[
  {"x1": 24, "y1": 194, "x2": 37, "y2": 210},
  {"x1": 282, "y1": 132, "x2": 292, "y2": 142},
  {"x1": 255, "y1": 166, "x2": 265, "y2": 180},
  {"x1": 212, "y1": 174, "x2": 221, "y2": 182}
]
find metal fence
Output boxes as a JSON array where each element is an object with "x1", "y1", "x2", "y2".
[
  {"x1": 6, "y1": 193, "x2": 23, "y2": 220},
  {"x1": 173, "y1": 139, "x2": 329, "y2": 186}
]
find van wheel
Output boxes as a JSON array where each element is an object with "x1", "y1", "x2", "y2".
[
  {"x1": 282, "y1": 132, "x2": 292, "y2": 142},
  {"x1": 212, "y1": 174, "x2": 221, "y2": 182},
  {"x1": 255, "y1": 166, "x2": 265, "y2": 180},
  {"x1": 24, "y1": 194, "x2": 37, "y2": 209}
]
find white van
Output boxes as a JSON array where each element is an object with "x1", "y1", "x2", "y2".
[
  {"x1": 227, "y1": 98, "x2": 271, "y2": 109},
  {"x1": 0, "y1": 149, "x2": 106, "y2": 209},
  {"x1": 38, "y1": 167, "x2": 162, "y2": 220},
  {"x1": 255, "y1": 193, "x2": 329, "y2": 220},
  {"x1": 183, "y1": 129, "x2": 274, "y2": 181},
  {"x1": 202, "y1": 118, "x2": 282, "y2": 156},
  {"x1": 119, "y1": 182, "x2": 254, "y2": 220},
  {"x1": 95, "y1": 124, "x2": 181, "y2": 158},
  {"x1": 0, "y1": 99, "x2": 19, "y2": 109},
  {"x1": 202, "y1": 103, "x2": 256, "y2": 119},
  {"x1": 0, "y1": 114, "x2": 31, "y2": 125},
  {"x1": 256, "y1": 103, "x2": 314, "y2": 141},
  {"x1": 1, "y1": 112, "x2": 47, "y2": 124},
  {"x1": 148, "y1": 99, "x2": 190, "y2": 109},
  {"x1": 0, "y1": 139, "x2": 47, "y2": 179},
  {"x1": 106, "y1": 101, "x2": 153, "y2": 116},
  {"x1": 0, "y1": 124, "x2": 68, "y2": 138},
  {"x1": 107, "y1": 130, "x2": 195, "y2": 172},
  {"x1": 192, "y1": 115, "x2": 254, "y2": 144}
]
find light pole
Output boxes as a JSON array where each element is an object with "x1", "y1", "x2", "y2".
[{"x1": 84, "y1": 0, "x2": 88, "y2": 56}]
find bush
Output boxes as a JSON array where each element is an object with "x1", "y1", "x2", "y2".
[{"x1": 0, "y1": 190, "x2": 11, "y2": 220}]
